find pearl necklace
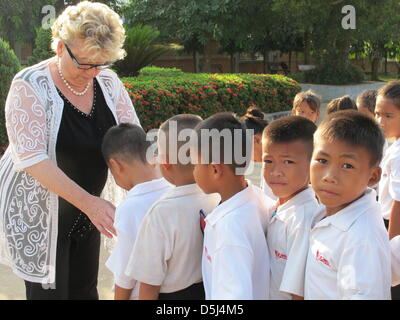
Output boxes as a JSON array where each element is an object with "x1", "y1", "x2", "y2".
[{"x1": 57, "y1": 62, "x2": 91, "y2": 96}]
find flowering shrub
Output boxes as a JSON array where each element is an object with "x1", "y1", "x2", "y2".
[{"x1": 124, "y1": 67, "x2": 301, "y2": 131}]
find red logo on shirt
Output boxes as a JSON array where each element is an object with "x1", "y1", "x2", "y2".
[
  {"x1": 274, "y1": 250, "x2": 287, "y2": 260},
  {"x1": 316, "y1": 250, "x2": 331, "y2": 267},
  {"x1": 204, "y1": 246, "x2": 212, "y2": 263}
]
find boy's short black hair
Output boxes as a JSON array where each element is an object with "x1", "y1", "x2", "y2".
[
  {"x1": 377, "y1": 81, "x2": 400, "y2": 109},
  {"x1": 262, "y1": 116, "x2": 317, "y2": 158},
  {"x1": 193, "y1": 112, "x2": 251, "y2": 172},
  {"x1": 101, "y1": 123, "x2": 150, "y2": 164},
  {"x1": 159, "y1": 114, "x2": 202, "y2": 166},
  {"x1": 326, "y1": 95, "x2": 357, "y2": 115},
  {"x1": 357, "y1": 90, "x2": 377, "y2": 114},
  {"x1": 316, "y1": 110, "x2": 385, "y2": 166}
]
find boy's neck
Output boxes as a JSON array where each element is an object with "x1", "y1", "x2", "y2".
[
  {"x1": 126, "y1": 165, "x2": 161, "y2": 191},
  {"x1": 278, "y1": 185, "x2": 309, "y2": 206},
  {"x1": 169, "y1": 165, "x2": 196, "y2": 187},
  {"x1": 218, "y1": 175, "x2": 248, "y2": 203}
]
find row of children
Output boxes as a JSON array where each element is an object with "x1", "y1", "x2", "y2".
[{"x1": 101, "y1": 81, "x2": 400, "y2": 300}]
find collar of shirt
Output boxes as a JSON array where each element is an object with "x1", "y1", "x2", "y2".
[
  {"x1": 270, "y1": 187, "x2": 317, "y2": 223},
  {"x1": 160, "y1": 183, "x2": 206, "y2": 201},
  {"x1": 126, "y1": 178, "x2": 171, "y2": 198},
  {"x1": 313, "y1": 187, "x2": 378, "y2": 232},
  {"x1": 205, "y1": 180, "x2": 255, "y2": 227}
]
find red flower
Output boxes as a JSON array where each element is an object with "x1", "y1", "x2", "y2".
[{"x1": 226, "y1": 88, "x2": 232, "y2": 94}]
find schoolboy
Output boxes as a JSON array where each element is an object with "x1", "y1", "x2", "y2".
[
  {"x1": 126, "y1": 114, "x2": 220, "y2": 300},
  {"x1": 305, "y1": 110, "x2": 391, "y2": 299},
  {"x1": 262, "y1": 116, "x2": 322, "y2": 300},
  {"x1": 291, "y1": 89, "x2": 321, "y2": 124},
  {"x1": 102, "y1": 123, "x2": 172, "y2": 300},
  {"x1": 191, "y1": 112, "x2": 273, "y2": 300}
]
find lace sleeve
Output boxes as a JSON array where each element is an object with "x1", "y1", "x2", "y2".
[
  {"x1": 5, "y1": 79, "x2": 49, "y2": 171},
  {"x1": 115, "y1": 80, "x2": 141, "y2": 126}
]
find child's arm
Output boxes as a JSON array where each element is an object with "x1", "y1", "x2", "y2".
[
  {"x1": 388, "y1": 200, "x2": 400, "y2": 240},
  {"x1": 279, "y1": 214, "x2": 313, "y2": 299},
  {"x1": 114, "y1": 285, "x2": 133, "y2": 300},
  {"x1": 124, "y1": 208, "x2": 170, "y2": 299},
  {"x1": 139, "y1": 283, "x2": 161, "y2": 300}
]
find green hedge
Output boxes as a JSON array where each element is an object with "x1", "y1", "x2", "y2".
[
  {"x1": 0, "y1": 38, "x2": 20, "y2": 150},
  {"x1": 124, "y1": 67, "x2": 301, "y2": 131},
  {"x1": 0, "y1": 66, "x2": 300, "y2": 150}
]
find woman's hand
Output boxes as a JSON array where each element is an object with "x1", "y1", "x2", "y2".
[
  {"x1": 24, "y1": 159, "x2": 117, "y2": 238},
  {"x1": 81, "y1": 195, "x2": 117, "y2": 239}
]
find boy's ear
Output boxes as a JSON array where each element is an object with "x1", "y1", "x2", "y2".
[
  {"x1": 210, "y1": 163, "x2": 223, "y2": 179},
  {"x1": 108, "y1": 157, "x2": 124, "y2": 175},
  {"x1": 367, "y1": 166, "x2": 381, "y2": 187}
]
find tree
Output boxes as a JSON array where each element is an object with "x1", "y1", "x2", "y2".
[
  {"x1": 122, "y1": 0, "x2": 256, "y2": 73},
  {"x1": 0, "y1": 0, "x2": 55, "y2": 50}
]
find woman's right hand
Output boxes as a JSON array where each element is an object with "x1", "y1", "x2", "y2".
[{"x1": 80, "y1": 195, "x2": 117, "y2": 239}]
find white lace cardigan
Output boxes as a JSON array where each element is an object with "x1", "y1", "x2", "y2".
[{"x1": 0, "y1": 58, "x2": 140, "y2": 284}]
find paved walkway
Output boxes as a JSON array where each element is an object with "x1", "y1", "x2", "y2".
[{"x1": 0, "y1": 236, "x2": 114, "y2": 300}]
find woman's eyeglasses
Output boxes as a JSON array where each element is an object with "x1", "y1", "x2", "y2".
[{"x1": 64, "y1": 43, "x2": 113, "y2": 70}]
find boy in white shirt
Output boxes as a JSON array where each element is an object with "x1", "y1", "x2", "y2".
[
  {"x1": 262, "y1": 116, "x2": 322, "y2": 300},
  {"x1": 191, "y1": 112, "x2": 272, "y2": 300},
  {"x1": 305, "y1": 110, "x2": 391, "y2": 300},
  {"x1": 101, "y1": 123, "x2": 172, "y2": 300},
  {"x1": 126, "y1": 114, "x2": 220, "y2": 300},
  {"x1": 375, "y1": 82, "x2": 400, "y2": 299}
]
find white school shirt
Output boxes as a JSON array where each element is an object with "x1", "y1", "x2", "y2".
[
  {"x1": 304, "y1": 188, "x2": 391, "y2": 300},
  {"x1": 202, "y1": 182, "x2": 273, "y2": 300},
  {"x1": 268, "y1": 187, "x2": 322, "y2": 300},
  {"x1": 391, "y1": 236, "x2": 400, "y2": 286},
  {"x1": 378, "y1": 138, "x2": 400, "y2": 220},
  {"x1": 105, "y1": 178, "x2": 171, "y2": 299},
  {"x1": 126, "y1": 184, "x2": 220, "y2": 293}
]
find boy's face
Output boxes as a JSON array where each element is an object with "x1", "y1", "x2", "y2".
[
  {"x1": 311, "y1": 135, "x2": 380, "y2": 216},
  {"x1": 294, "y1": 102, "x2": 319, "y2": 123},
  {"x1": 375, "y1": 96, "x2": 400, "y2": 139},
  {"x1": 262, "y1": 139, "x2": 311, "y2": 205}
]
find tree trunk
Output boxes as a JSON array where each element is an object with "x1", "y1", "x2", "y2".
[
  {"x1": 304, "y1": 30, "x2": 311, "y2": 64},
  {"x1": 385, "y1": 51, "x2": 388, "y2": 75},
  {"x1": 201, "y1": 41, "x2": 213, "y2": 73},
  {"x1": 234, "y1": 52, "x2": 240, "y2": 73},
  {"x1": 371, "y1": 57, "x2": 380, "y2": 81},
  {"x1": 263, "y1": 50, "x2": 269, "y2": 74},
  {"x1": 288, "y1": 51, "x2": 292, "y2": 73},
  {"x1": 230, "y1": 53, "x2": 234, "y2": 73},
  {"x1": 193, "y1": 51, "x2": 199, "y2": 73}
]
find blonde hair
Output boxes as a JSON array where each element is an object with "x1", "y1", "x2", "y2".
[
  {"x1": 292, "y1": 89, "x2": 321, "y2": 114},
  {"x1": 51, "y1": 1, "x2": 126, "y2": 62}
]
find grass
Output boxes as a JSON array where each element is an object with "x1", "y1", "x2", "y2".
[{"x1": 377, "y1": 73, "x2": 400, "y2": 82}]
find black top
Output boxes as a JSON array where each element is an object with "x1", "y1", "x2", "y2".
[{"x1": 55, "y1": 78, "x2": 117, "y2": 234}]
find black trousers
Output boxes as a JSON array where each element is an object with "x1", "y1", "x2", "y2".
[
  {"x1": 384, "y1": 219, "x2": 400, "y2": 300},
  {"x1": 24, "y1": 211, "x2": 100, "y2": 300},
  {"x1": 158, "y1": 282, "x2": 205, "y2": 300}
]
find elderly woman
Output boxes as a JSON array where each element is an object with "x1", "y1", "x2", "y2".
[{"x1": 0, "y1": 2, "x2": 140, "y2": 299}]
